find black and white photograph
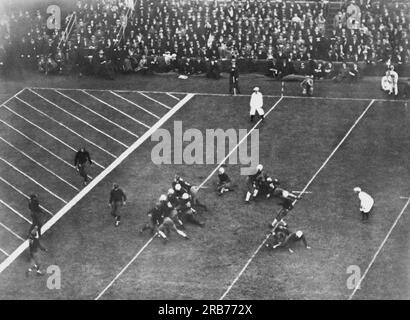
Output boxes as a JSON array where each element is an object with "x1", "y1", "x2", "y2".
[{"x1": 0, "y1": 0, "x2": 409, "y2": 305}]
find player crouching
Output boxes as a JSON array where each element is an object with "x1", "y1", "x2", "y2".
[
  {"x1": 301, "y1": 75, "x2": 314, "y2": 96},
  {"x1": 217, "y1": 167, "x2": 234, "y2": 195}
]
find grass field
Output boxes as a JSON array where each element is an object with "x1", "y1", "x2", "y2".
[{"x1": 0, "y1": 71, "x2": 409, "y2": 300}]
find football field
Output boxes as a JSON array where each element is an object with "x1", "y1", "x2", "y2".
[{"x1": 0, "y1": 74, "x2": 409, "y2": 299}]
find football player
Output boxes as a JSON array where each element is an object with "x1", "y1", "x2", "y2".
[
  {"x1": 217, "y1": 167, "x2": 234, "y2": 195},
  {"x1": 177, "y1": 193, "x2": 205, "y2": 227},
  {"x1": 258, "y1": 175, "x2": 280, "y2": 199},
  {"x1": 245, "y1": 164, "x2": 264, "y2": 203},
  {"x1": 270, "y1": 189, "x2": 300, "y2": 229},
  {"x1": 269, "y1": 229, "x2": 311, "y2": 253},
  {"x1": 157, "y1": 217, "x2": 189, "y2": 243},
  {"x1": 26, "y1": 226, "x2": 47, "y2": 276}
]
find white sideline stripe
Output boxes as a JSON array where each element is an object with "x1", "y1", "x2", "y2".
[
  {"x1": 82, "y1": 90, "x2": 149, "y2": 129},
  {"x1": 198, "y1": 97, "x2": 284, "y2": 189},
  {"x1": 26, "y1": 90, "x2": 119, "y2": 158},
  {"x1": 219, "y1": 100, "x2": 375, "y2": 300},
  {"x1": 0, "y1": 88, "x2": 26, "y2": 108},
  {"x1": 0, "y1": 222, "x2": 24, "y2": 241},
  {"x1": 0, "y1": 137, "x2": 79, "y2": 191},
  {"x1": 137, "y1": 92, "x2": 172, "y2": 110},
  {"x1": 110, "y1": 91, "x2": 161, "y2": 120},
  {"x1": 0, "y1": 94, "x2": 195, "y2": 276},
  {"x1": 2, "y1": 104, "x2": 106, "y2": 170},
  {"x1": 166, "y1": 93, "x2": 180, "y2": 101},
  {"x1": 0, "y1": 176, "x2": 54, "y2": 216},
  {"x1": 348, "y1": 197, "x2": 410, "y2": 300},
  {"x1": 0, "y1": 157, "x2": 68, "y2": 204},
  {"x1": 400, "y1": 196, "x2": 410, "y2": 200},
  {"x1": 0, "y1": 247, "x2": 9, "y2": 257},
  {"x1": 0, "y1": 119, "x2": 93, "y2": 180},
  {"x1": 54, "y1": 90, "x2": 137, "y2": 141},
  {"x1": 95, "y1": 236, "x2": 156, "y2": 300},
  {"x1": 95, "y1": 95, "x2": 282, "y2": 300},
  {"x1": 0, "y1": 199, "x2": 31, "y2": 224},
  {"x1": 29, "y1": 87, "x2": 410, "y2": 103}
]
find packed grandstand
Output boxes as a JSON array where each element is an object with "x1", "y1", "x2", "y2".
[{"x1": 0, "y1": 0, "x2": 409, "y2": 78}]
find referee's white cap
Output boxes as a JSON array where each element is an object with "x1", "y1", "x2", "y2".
[
  {"x1": 353, "y1": 187, "x2": 361, "y2": 193},
  {"x1": 253, "y1": 87, "x2": 259, "y2": 91}
]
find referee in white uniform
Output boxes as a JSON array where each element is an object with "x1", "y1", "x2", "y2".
[
  {"x1": 249, "y1": 87, "x2": 265, "y2": 122},
  {"x1": 354, "y1": 187, "x2": 374, "y2": 221}
]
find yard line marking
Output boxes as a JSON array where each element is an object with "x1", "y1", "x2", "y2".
[
  {"x1": 2, "y1": 104, "x2": 106, "y2": 170},
  {"x1": 110, "y1": 91, "x2": 161, "y2": 120},
  {"x1": 137, "y1": 91, "x2": 172, "y2": 110},
  {"x1": 82, "y1": 90, "x2": 150, "y2": 129},
  {"x1": 0, "y1": 222, "x2": 24, "y2": 241},
  {"x1": 0, "y1": 176, "x2": 53, "y2": 216},
  {"x1": 348, "y1": 196, "x2": 410, "y2": 300},
  {"x1": 400, "y1": 196, "x2": 409, "y2": 200},
  {"x1": 220, "y1": 99, "x2": 375, "y2": 300},
  {"x1": 0, "y1": 137, "x2": 79, "y2": 191},
  {"x1": 95, "y1": 96, "x2": 283, "y2": 300},
  {"x1": 0, "y1": 247, "x2": 9, "y2": 257},
  {"x1": 199, "y1": 97, "x2": 284, "y2": 189},
  {"x1": 0, "y1": 199, "x2": 31, "y2": 224},
  {"x1": 95, "y1": 236, "x2": 156, "y2": 300},
  {"x1": 27, "y1": 90, "x2": 121, "y2": 157},
  {"x1": 166, "y1": 93, "x2": 181, "y2": 101},
  {"x1": 0, "y1": 119, "x2": 93, "y2": 180},
  {"x1": 0, "y1": 94, "x2": 195, "y2": 275},
  {"x1": 0, "y1": 157, "x2": 68, "y2": 204},
  {"x1": 54, "y1": 90, "x2": 138, "y2": 141},
  {"x1": 29, "y1": 87, "x2": 410, "y2": 103},
  {"x1": 0, "y1": 88, "x2": 26, "y2": 108}
]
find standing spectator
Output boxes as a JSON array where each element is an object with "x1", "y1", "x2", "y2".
[
  {"x1": 229, "y1": 57, "x2": 240, "y2": 95},
  {"x1": 109, "y1": 183, "x2": 127, "y2": 227}
]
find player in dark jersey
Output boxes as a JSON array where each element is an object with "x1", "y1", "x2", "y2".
[
  {"x1": 173, "y1": 175, "x2": 208, "y2": 210},
  {"x1": 245, "y1": 164, "x2": 264, "y2": 203},
  {"x1": 177, "y1": 193, "x2": 205, "y2": 227},
  {"x1": 258, "y1": 175, "x2": 280, "y2": 199},
  {"x1": 74, "y1": 147, "x2": 93, "y2": 186},
  {"x1": 139, "y1": 203, "x2": 164, "y2": 235},
  {"x1": 270, "y1": 189, "x2": 300, "y2": 229},
  {"x1": 26, "y1": 226, "x2": 47, "y2": 276},
  {"x1": 109, "y1": 183, "x2": 127, "y2": 226},
  {"x1": 28, "y1": 194, "x2": 45, "y2": 237},
  {"x1": 217, "y1": 167, "x2": 234, "y2": 195},
  {"x1": 267, "y1": 228, "x2": 311, "y2": 253},
  {"x1": 300, "y1": 75, "x2": 314, "y2": 96}
]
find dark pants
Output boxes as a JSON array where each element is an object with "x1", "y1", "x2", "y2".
[
  {"x1": 110, "y1": 201, "x2": 123, "y2": 220},
  {"x1": 28, "y1": 211, "x2": 43, "y2": 237},
  {"x1": 77, "y1": 163, "x2": 88, "y2": 182},
  {"x1": 229, "y1": 78, "x2": 240, "y2": 94}
]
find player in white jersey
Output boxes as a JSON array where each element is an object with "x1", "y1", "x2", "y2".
[
  {"x1": 353, "y1": 187, "x2": 374, "y2": 221},
  {"x1": 249, "y1": 87, "x2": 265, "y2": 122}
]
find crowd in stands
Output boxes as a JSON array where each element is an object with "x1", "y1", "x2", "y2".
[{"x1": 0, "y1": 0, "x2": 409, "y2": 79}]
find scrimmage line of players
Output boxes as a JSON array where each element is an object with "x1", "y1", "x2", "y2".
[{"x1": 140, "y1": 164, "x2": 311, "y2": 253}]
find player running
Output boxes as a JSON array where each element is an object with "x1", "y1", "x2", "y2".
[
  {"x1": 217, "y1": 167, "x2": 234, "y2": 195},
  {"x1": 109, "y1": 183, "x2": 127, "y2": 226},
  {"x1": 270, "y1": 189, "x2": 300, "y2": 229},
  {"x1": 74, "y1": 147, "x2": 93, "y2": 186},
  {"x1": 26, "y1": 226, "x2": 47, "y2": 276},
  {"x1": 28, "y1": 194, "x2": 45, "y2": 237},
  {"x1": 353, "y1": 187, "x2": 374, "y2": 221}
]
